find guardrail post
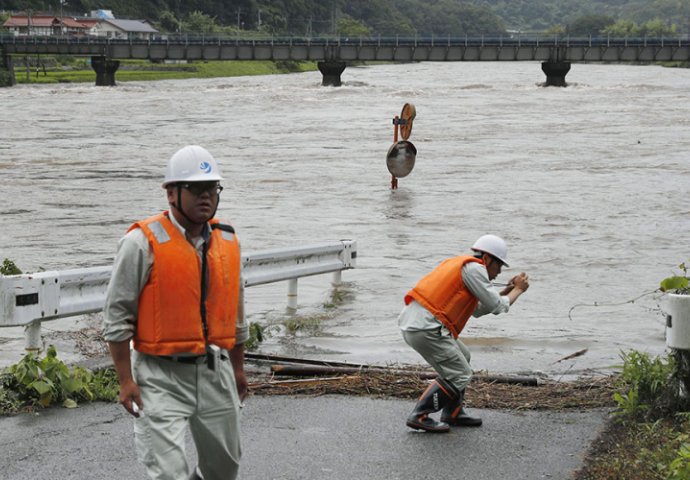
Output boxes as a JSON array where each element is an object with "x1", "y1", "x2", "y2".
[
  {"x1": 24, "y1": 321, "x2": 42, "y2": 356},
  {"x1": 332, "y1": 271, "x2": 342, "y2": 286},
  {"x1": 287, "y1": 278, "x2": 298, "y2": 311}
]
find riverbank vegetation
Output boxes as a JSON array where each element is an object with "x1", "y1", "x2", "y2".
[
  {"x1": 575, "y1": 350, "x2": 690, "y2": 479},
  {"x1": 12, "y1": 57, "x2": 317, "y2": 85}
]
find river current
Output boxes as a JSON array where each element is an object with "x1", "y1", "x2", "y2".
[{"x1": 1, "y1": 61, "x2": 689, "y2": 377}]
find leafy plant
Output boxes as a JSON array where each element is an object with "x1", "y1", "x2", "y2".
[
  {"x1": 245, "y1": 322, "x2": 266, "y2": 351},
  {"x1": 660, "y1": 261, "x2": 689, "y2": 294},
  {"x1": 282, "y1": 314, "x2": 328, "y2": 336},
  {"x1": 614, "y1": 350, "x2": 676, "y2": 420},
  {"x1": 0, "y1": 258, "x2": 22, "y2": 275},
  {"x1": 667, "y1": 441, "x2": 690, "y2": 480},
  {"x1": 0, "y1": 345, "x2": 119, "y2": 414}
]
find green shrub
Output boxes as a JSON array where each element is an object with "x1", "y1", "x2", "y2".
[
  {"x1": 0, "y1": 258, "x2": 22, "y2": 275},
  {"x1": 614, "y1": 350, "x2": 676, "y2": 420},
  {"x1": 667, "y1": 440, "x2": 690, "y2": 480},
  {"x1": 0, "y1": 345, "x2": 118, "y2": 414}
]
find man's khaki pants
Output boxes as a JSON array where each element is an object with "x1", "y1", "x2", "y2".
[
  {"x1": 132, "y1": 351, "x2": 241, "y2": 480},
  {"x1": 402, "y1": 327, "x2": 473, "y2": 392}
]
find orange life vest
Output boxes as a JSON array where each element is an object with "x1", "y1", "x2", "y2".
[
  {"x1": 131, "y1": 212, "x2": 240, "y2": 356},
  {"x1": 404, "y1": 255, "x2": 484, "y2": 338}
]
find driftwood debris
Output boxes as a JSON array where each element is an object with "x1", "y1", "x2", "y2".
[
  {"x1": 265, "y1": 362, "x2": 540, "y2": 386},
  {"x1": 247, "y1": 369, "x2": 617, "y2": 410},
  {"x1": 553, "y1": 348, "x2": 589, "y2": 364}
]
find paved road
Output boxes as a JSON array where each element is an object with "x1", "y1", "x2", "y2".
[{"x1": 1, "y1": 395, "x2": 609, "y2": 480}]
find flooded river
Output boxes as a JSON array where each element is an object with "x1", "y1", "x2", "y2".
[{"x1": 1, "y1": 61, "x2": 689, "y2": 377}]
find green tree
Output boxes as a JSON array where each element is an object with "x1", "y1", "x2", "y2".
[
  {"x1": 183, "y1": 10, "x2": 219, "y2": 34},
  {"x1": 157, "y1": 10, "x2": 182, "y2": 33},
  {"x1": 639, "y1": 18, "x2": 677, "y2": 36},
  {"x1": 545, "y1": 24, "x2": 567, "y2": 35},
  {"x1": 568, "y1": 14, "x2": 615, "y2": 35},
  {"x1": 602, "y1": 19, "x2": 639, "y2": 36},
  {"x1": 336, "y1": 16, "x2": 371, "y2": 37}
]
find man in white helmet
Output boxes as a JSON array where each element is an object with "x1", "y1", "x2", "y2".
[
  {"x1": 399, "y1": 234, "x2": 529, "y2": 433},
  {"x1": 103, "y1": 145, "x2": 247, "y2": 479}
]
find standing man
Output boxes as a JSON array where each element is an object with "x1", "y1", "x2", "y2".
[
  {"x1": 399, "y1": 234, "x2": 529, "y2": 433},
  {"x1": 103, "y1": 145, "x2": 248, "y2": 479}
]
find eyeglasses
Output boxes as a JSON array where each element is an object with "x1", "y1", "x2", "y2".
[{"x1": 178, "y1": 182, "x2": 223, "y2": 196}]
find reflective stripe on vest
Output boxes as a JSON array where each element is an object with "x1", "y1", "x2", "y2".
[
  {"x1": 129, "y1": 212, "x2": 240, "y2": 356},
  {"x1": 404, "y1": 255, "x2": 483, "y2": 338}
]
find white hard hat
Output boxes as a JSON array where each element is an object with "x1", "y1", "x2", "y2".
[
  {"x1": 471, "y1": 234, "x2": 509, "y2": 267},
  {"x1": 162, "y1": 145, "x2": 223, "y2": 188}
]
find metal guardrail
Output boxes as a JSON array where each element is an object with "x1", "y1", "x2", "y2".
[
  {"x1": 1, "y1": 33, "x2": 689, "y2": 47},
  {"x1": 0, "y1": 240, "x2": 356, "y2": 351}
]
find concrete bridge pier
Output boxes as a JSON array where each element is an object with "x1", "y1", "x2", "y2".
[
  {"x1": 91, "y1": 56, "x2": 120, "y2": 86},
  {"x1": 541, "y1": 61, "x2": 571, "y2": 87},
  {"x1": 317, "y1": 61, "x2": 346, "y2": 86},
  {"x1": 1, "y1": 50, "x2": 16, "y2": 87}
]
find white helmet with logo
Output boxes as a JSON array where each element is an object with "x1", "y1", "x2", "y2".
[
  {"x1": 471, "y1": 234, "x2": 509, "y2": 267},
  {"x1": 162, "y1": 145, "x2": 223, "y2": 188}
]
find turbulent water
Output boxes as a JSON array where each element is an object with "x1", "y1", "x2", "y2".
[{"x1": 1, "y1": 61, "x2": 689, "y2": 377}]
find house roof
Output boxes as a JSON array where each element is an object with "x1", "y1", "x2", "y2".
[
  {"x1": 101, "y1": 19, "x2": 158, "y2": 33},
  {"x1": 3, "y1": 15, "x2": 89, "y2": 29},
  {"x1": 78, "y1": 19, "x2": 100, "y2": 28},
  {"x1": 3, "y1": 15, "x2": 158, "y2": 34}
]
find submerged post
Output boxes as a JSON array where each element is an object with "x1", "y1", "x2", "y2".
[
  {"x1": 541, "y1": 61, "x2": 571, "y2": 87},
  {"x1": 287, "y1": 278, "x2": 298, "y2": 311},
  {"x1": 0, "y1": 50, "x2": 16, "y2": 87},
  {"x1": 91, "y1": 56, "x2": 120, "y2": 86},
  {"x1": 317, "y1": 61, "x2": 346, "y2": 86}
]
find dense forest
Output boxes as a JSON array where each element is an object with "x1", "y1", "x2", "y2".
[{"x1": 1, "y1": 0, "x2": 689, "y2": 36}]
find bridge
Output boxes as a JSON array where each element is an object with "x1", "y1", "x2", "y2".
[{"x1": 2, "y1": 34, "x2": 689, "y2": 87}]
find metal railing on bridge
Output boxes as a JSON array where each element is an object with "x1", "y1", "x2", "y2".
[
  {"x1": 0, "y1": 239, "x2": 357, "y2": 353},
  {"x1": 2, "y1": 32, "x2": 689, "y2": 49}
]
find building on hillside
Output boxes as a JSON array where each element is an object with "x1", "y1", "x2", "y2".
[
  {"x1": 87, "y1": 18, "x2": 159, "y2": 40},
  {"x1": 90, "y1": 10, "x2": 115, "y2": 20},
  {"x1": 2, "y1": 14, "x2": 90, "y2": 36},
  {"x1": 2, "y1": 13, "x2": 158, "y2": 39}
]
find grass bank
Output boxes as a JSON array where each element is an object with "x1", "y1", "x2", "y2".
[{"x1": 14, "y1": 58, "x2": 318, "y2": 84}]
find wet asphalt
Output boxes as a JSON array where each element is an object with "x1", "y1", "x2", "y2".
[{"x1": 1, "y1": 394, "x2": 609, "y2": 480}]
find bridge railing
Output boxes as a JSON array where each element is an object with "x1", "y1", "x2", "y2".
[
  {"x1": 0, "y1": 239, "x2": 356, "y2": 353},
  {"x1": 1, "y1": 32, "x2": 688, "y2": 48}
]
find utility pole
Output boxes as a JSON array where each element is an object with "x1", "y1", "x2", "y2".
[
  {"x1": 236, "y1": 8, "x2": 241, "y2": 31},
  {"x1": 332, "y1": 0, "x2": 336, "y2": 35},
  {"x1": 26, "y1": 9, "x2": 33, "y2": 82},
  {"x1": 257, "y1": 9, "x2": 261, "y2": 29},
  {"x1": 59, "y1": 0, "x2": 65, "y2": 36}
]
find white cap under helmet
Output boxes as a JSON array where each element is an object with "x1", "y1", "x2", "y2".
[
  {"x1": 162, "y1": 145, "x2": 223, "y2": 188},
  {"x1": 471, "y1": 234, "x2": 509, "y2": 267}
]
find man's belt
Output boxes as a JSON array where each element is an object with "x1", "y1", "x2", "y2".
[{"x1": 158, "y1": 351, "x2": 229, "y2": 364}]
